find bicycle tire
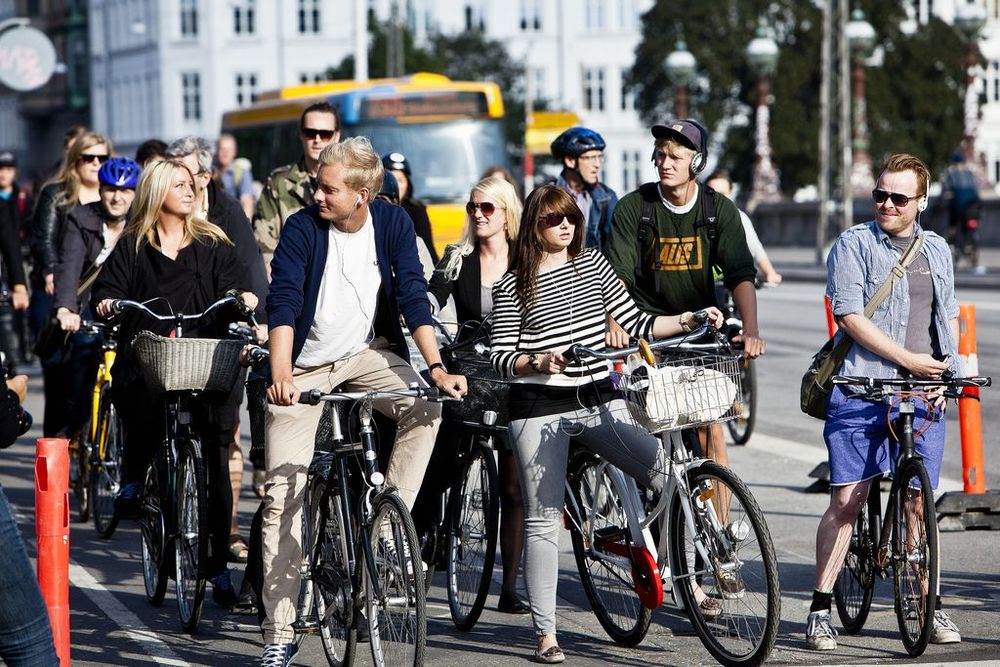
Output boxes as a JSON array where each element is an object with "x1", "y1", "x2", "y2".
[
  {"x1": 567, "y1": 451, "x2": 652, "y2": 647},
  {"x1": 834, "y1": 480, "x2": 880, "y2": 634},
  {"x1": 72, "y1": 435, "x2": 91, "y2": 523},
  {"x1": 92, "y1": 390, "x2": 122, "y2": 540},
  {"x1": 312, "y1": 478, "x2": 358, "y2": 666},
  {"x1": 140, "y1": 460, "x2": 168, "y2": 605},
  {"x1": 175, "y1": 438, "x2": 208, "y2": 634},
  {"x1": 367, "y1": 492, "x2": 426, "y2": 667},
  {"x1": 446, "y1": 440, "x2": 499, "y2": 631},
  {"x1": 891, "y1": 459, "x2": 938, "y2": 657},
  {"x1": 669, "y1": 460, "x2": 780, "y2": 667},
  {"x1": 727, "y1": 360, "x2": 756, "y2": 446}
]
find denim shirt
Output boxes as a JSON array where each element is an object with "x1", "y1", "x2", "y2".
[
  {"x1": 826, "y1": 221, "x2": 962, "y2": 379},
  {"x1": 554, "y1": 173, "x2": 618, "y2": 249}
]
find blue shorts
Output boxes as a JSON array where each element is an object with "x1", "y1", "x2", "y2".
[{"x1": 823, "y1": 385, "x2": 945, "y2": 488}]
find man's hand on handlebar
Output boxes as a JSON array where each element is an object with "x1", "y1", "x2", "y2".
[
  {"x1": 56, "y1": 308, "x2": 81, "y2": 333},
  {"x1": 267, "y1": 375, "x2": 300, "y2": 406},
  {"x1": 903, "y1": 352, "x2": 949, "y2": 380},
  {"x1": 430, "y1": 367, "x2": 468, "y2": 399}
]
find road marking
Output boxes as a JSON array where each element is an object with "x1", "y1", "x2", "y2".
[{"x1": 69, "y1": 562, "x2": 191, "y2": 667}]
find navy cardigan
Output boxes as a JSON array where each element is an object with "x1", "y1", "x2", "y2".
[{"x1": 267, "y1": 199, "x2": 432, "y2": 363}]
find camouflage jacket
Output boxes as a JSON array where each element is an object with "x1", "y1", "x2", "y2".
[{"x1": 253, "y1": 160, "x2": 315, "y2": 271}]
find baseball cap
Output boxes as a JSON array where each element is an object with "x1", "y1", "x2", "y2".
[
  {"x1": 651, "y1": 120, "x2": 706, "y2": 153},
  {"x1": 0, "y1": 151, "x2": 16, "y2": 167}
]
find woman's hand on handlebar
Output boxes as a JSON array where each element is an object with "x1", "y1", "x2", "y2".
[
  {"x1": 698, "y1": 307, "x2": 724, "y2": 329},
  {"x1": 238, "y1": 291, "x2": 258, "y2": 313},
  {"x1": 95, "y1": 299, "x2": 116, "y2": 319},
  {"x1": 267, "y1": 375, "x2": 300, "y2": 406},
  {"x1": 56, "y1": 308, "x2": 81, "y2": 333}
]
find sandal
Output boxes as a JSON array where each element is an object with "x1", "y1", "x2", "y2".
[
  {"x1": 228, "y1": 536, "x2": 249, "y2": 563},
  {"x1": 534, "y1": 645, "x2": 565, "y2": 664}
]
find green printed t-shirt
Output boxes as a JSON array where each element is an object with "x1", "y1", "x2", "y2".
[{"x1": 604, "y1": 185, "x2": 756, "y2": 316}]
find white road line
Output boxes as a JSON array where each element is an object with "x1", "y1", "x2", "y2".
[{"x1": 69, "y1": 562, "x2": 191, "y2": 667}]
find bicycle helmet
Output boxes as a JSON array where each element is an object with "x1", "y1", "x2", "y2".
[
  {"x1": 550, "y1": 127, "x2": 606, "y2": 159},
  {"x1": 98, "y1": 157, "x2": 142, "y2": 189},
  {"x1": 382, "y1": 152, "x2": 411, "y2": 175},
  {"x1": 378, "y1": 170, "x2": 400, "y2": 204}
]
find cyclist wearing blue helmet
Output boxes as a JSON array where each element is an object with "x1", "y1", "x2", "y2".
[{"x1": 550, "y1": 126, "x2": 618, "y2": 249}]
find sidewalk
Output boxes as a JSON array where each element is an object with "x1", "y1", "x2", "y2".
[{"x1": 769, "y1": 246, "x2": 1000, "y2": 289}]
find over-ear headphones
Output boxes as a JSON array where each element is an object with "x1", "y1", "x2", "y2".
[{"x1": 686, "y1": 119, "x2": 708, "y2": 176}]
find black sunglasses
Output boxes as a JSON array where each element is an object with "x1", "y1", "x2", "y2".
[
  {"x1": 537, "y1": 212, "x2": 580, "y2": 228},
  {"x1": 79, "y1": 154, "x2": 109, "y2": 164},
  {"x1": 465, "y1": 201, "x2": 497, "y2": 216},
  {"x1": 301, "y1": 128, "x2": 336, "y2": 141},
  {"x1": 872, "y1": 188, "x2": 921, "y2": 208}
]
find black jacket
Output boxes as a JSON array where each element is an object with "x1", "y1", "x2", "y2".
[
  {"x1": 0, "y1": 188, "x2": 26, "y2": 289},
  {"x1": 206, "y1": 180, "x2": 269, "y2": 322},
  {"x1": 428, "y1": 244, "x2": 487, "y2": 325},
  {"x1": 54, "y1": 202, "x2": 107, "y2": 312},
  {"x1": 29, "y1": 182, "x2": 67, "y2": 279},
  {"x1": 402, "y1": 198, "x2": 438, "y2": 265}
]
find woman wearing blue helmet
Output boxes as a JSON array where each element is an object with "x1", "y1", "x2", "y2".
[{"x1": 550, "y1": 127, "x2": 618, "y2": 250}]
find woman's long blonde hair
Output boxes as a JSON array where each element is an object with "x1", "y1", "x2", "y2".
[
  {"x1": 439, "y1": 176, "x2": 522, "y2": 281},
  {"x1": 125, "y1": 159, "x2": 232, "y2": 252},
  {"x1": 43, "y1": 130, "x2": 113, "y2": 210}
]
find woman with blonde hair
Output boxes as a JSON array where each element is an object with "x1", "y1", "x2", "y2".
[{"x1": 92, "y1": 159, "x2": 256, "y2": 607}]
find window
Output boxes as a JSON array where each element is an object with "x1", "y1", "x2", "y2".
[
  {"x1": 235, "y1": 72, "x2": 259, "y2": 107},
  {"x1": 585, "y1": 0, "x2": 605, "y2": 31},
  {"x1": 464, "y1": 2, "x2": 485, "y2": 31},
  {"x1": 298, "y1": 0, "x2": 320, "y2": 34},
  {"x1": 181, "y1": 72, "x2": 201, "y2": 120},
  {"x1": 234, "y1": 0, "x2": 256, "y2": 35},
  {"x1": 583, "y1": 67, "x2": 606, "y2": 112},
  {"x1": 988, "y1": 60, "x2": 1000, "y2": 102},
  {"x1": 520, "y1": 0, "x2": 541, "y2": 31},
  {"x1": 180, "y1": 0, "x2": 198, "y2": 37},
  {"x1": 299, "y1": 71, "x2": 325, "y2": 84},
  {"x1": 622, "y1": 150, "x2": 641, "y2": 192},
  {"x1": 620, "y1": 68, "x2": 635, "y2": 111}
]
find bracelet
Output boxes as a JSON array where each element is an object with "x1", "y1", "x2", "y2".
[
  {"x1": 679, "y1": 312, "x2": 692, "y2": 333},
  {"x1": 428, "y1": 362, "x2": 447, "y2": 375}
]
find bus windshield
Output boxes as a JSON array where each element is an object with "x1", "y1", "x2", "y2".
[{"x1": 347, "y1": 119, "x2": 507, "y2": 203}]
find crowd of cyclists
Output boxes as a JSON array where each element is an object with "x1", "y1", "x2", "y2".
[{"x1": 0, "y1": 102, "x2": 976, "y2": 667}]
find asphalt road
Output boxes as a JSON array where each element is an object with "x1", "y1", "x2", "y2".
[{"x1": 1, "y1": 282, "x2": 998, "y2": 666}]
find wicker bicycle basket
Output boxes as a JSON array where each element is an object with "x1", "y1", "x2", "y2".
[
  {"x1": 132, "y1": 331, "x2": 243, "y2": 394},
  {"x1": 617, "y1": 352, "x2": 744, "y2": 434}
]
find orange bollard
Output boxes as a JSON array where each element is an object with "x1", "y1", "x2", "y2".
[
  {"x1": 824, "y1": 295, "x2": 838, "y2": 338},
  {"x1": 35, "y1": 438, "x2": 70, "y2": 667},
  {"x1": 957, "y1": 304, "x2": 986, "y2": 494}
]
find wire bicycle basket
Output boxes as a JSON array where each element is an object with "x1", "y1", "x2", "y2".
[{"x1": 133, "y1": 331, "x2": 243, "y2": 394}]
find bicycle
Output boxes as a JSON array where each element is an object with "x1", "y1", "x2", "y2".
[
  {"x1": 831, "y1": 373, "x2": 991, "y2": 657},
  {"x1": 112, "y1": 295, "x2": 248, "y2": 634},
  {"x1": 715, "y1": 283, "x2": 771, "y2": 446},
  {"x1": 561, "y1": 321, "x2": 781, "y2": 666}
]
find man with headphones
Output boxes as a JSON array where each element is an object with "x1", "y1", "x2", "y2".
[
  {"x1": 605, "y1": 119, "x2": 764, "y2": 474},
  {"x1": 805, "y1": 153, "x2": 963, "y2": 651}
]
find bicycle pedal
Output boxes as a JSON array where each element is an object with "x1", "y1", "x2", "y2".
[{"x1": 292, "y1": 615, "x2": 320, "y2": 634}]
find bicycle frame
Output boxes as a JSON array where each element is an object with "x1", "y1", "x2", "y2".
[{"x1": 88, "y1": 333, "x2": 117, "y2": 456}]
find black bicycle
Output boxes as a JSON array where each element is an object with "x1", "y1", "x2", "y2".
[{"x1": 831, "y1": 373, "x2": 991, "y2": 656}]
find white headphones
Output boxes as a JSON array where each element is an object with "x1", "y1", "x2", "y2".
[{"x1": 355, "y1": 195, "x2": 363, "y2": 208}]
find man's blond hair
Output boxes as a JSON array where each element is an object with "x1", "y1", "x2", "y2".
[
  {"x1": 654, "y1": 136, "x2": 696, "y2": 157},
  {"x1": 879, "y1": 153, "x2": 931, "y2": 197},
  {"x1": 318, "y1": 136, "x2": 383, "y2": 200}
]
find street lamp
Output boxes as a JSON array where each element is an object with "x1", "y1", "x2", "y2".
[
  {"x1": 665, "y1": 38, "x2": 696, "y2": 118},
  {"x1": 955, "y1": 0, "x2": 987, "y2": 168},
  {"x1": 746, "y1": 18, "x2": 780, "y2": 206},
  {"x1": 846, "y1": 7, "x2": 876, "y2": 197}
]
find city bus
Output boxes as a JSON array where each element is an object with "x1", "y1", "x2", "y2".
[{"x1": 221, "y1": 73, "x2": 509, "y2": 253}]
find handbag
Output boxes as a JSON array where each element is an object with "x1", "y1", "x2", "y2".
[
  {"x1": 800, "y1": 232, "x2": 924, "y2": 420},
  {"x1": 32, "y1": 263, "x2": 103, "y2": 360}
]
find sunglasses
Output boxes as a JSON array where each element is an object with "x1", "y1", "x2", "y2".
[
  {"x1": 872, "y1": 189, "x2": 921, "y2": 208},
  {"x1": 465, "y1": 201, "x2": 497, "y2": 216},
  {"x1": 537, "y1": 212, "x2": 580, "y2": 228},
  {"x1": 301, "y1": 128, "x2": 337, "y2": 141},
  {"x1": 79, "y1": 154, "x2": 109, "y2": 164}
]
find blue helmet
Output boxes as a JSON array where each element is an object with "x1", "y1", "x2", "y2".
[
  {"x1": 551, "y1": 127, "x2": 606, "y2": 159},
  {"x1": 98, "y1": 157, "x2": 142, "y2": 189},
  {"x1": 379, "y1": 170, "x2": 400, "y2": 204}
]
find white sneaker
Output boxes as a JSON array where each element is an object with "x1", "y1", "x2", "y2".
[
  {"x1": 930, "y1": 610, "x2": 962, "y2": 644},
  {"x1": 805, "y1": 610, "x2": 838, "y2": 651}
]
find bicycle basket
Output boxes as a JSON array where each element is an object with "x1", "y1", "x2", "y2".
[
  {"x1": 132, "y1": 331, "x2": 242, "y2": 394},
  {"x1": 618, "y1": 353, "x2": 743, "y2": 433}
]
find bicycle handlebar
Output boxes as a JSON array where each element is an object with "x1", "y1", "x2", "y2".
[
  {"x1": 564, "y1": 311, "x2": 724, "y2": 363},
  {"x1": 297, "y1": 384, "x2": 462, "y2": 405},
  {"x1": 111, "y1": 294, "x2": 244, "y2": 323},
  {"x1": 833, "y1": 374, "x2": 991, "y2": 401}
]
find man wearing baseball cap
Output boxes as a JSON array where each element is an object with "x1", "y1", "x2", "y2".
[{"x1": 604, "y1": 118, "x2": 765, "y2": 473}]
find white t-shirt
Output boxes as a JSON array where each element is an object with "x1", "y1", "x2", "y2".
[{"x1": 296, "y1": 213, "x2": 381, "y2": 367}]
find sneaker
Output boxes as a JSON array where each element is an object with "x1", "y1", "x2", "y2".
[
  {"x1": 114, "y1": 482, "x2": 143, "y2": 520},
  {"x1": 930, "y1": 610, "x2": 962, "y2": 644},
  {"x1": 260, "y1": 642, "x2": 297, "y2": 667},
  {"x1": 211, "y1": 570, "x2": 239, "y2": 608},
  {"x1": 805, "y1": 610, "x2": 838, "y2": 651},
  {"x1": 716, "y1": 566, "x2": 745, "y2": 599}
]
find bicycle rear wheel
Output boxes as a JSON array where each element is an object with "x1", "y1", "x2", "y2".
[
  {"x1": 367, "y1": 492, "x2": 426, "y2": 667},
  {"x1": 669, "y1": 460, "x2": 780, "y2": 667},
  {"x1": 140, "y1": 460, "x2": 168, "y2": 605},
  {"x1": 567, "y1": 452, "x2": 652, "y2": 647},
  {"x1": 312, "y1": 480, "x2": 357, "y2": 666},
  {"x1": 71, "y1": 435, "x2": 91, "y2": 523},
  {"x1": 446, "y1": 439, "x2": 499, "y2": 631},
  {"x1": 92, "y1": 393, "x2": 122, "y2": 539},
  {"x1": 175, "y1": 438, "x2": 208, "y2": 634},
  {"x1": 835, "y1": 480, "x2": 880, "y2": 633},
  {"x1": 727, "y1": 361, "x2": 756, "y2": 446},
  {"x1": 892, "y1": 460, "x2": 938, "y2": 657}
]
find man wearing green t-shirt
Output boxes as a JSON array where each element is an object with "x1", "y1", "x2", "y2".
[{"x1": 605, "y1": 119, "x2": 766, "y2": 466}]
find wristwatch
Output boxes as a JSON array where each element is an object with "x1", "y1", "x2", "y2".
[
  {"x1": 428, "y1": 362, "x2": 447, "y2": 376},
  {"x1": 527, "y1": 353, "x2": 541, "y2": 372}
]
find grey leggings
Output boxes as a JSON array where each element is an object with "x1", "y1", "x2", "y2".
[{"x1": 508, "y1": 398, "x2": 665, "y2": 636}]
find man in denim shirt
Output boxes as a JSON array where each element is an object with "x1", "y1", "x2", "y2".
[{"x1": 805, "y1": 154, "x2": 963, "y2": 651}]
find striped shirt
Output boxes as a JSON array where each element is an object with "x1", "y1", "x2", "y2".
[{"x1": 490, "y1": 248, "x2": 655, "y2": 386}]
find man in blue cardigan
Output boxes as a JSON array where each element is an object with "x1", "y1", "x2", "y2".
[{"x1": 259, "y1": 137, "x2": 466, "y2": 666}]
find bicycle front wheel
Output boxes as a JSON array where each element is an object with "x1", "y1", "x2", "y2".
[
  {"x1": 727, "y1": 360, "x2": 756, "y2": 446},
  {"x1": 175, "y1": 439, "x2": 208, "y2": 634},
  {"x1": 313, "y1": 482, "x2": 357, "y2": 666},
  {"x1": 835, "y1": 480, "x2": 880, "y2": 633},
  {"x1": 567, "y1": 452, "x2": 652, "y2": 647},
  {"x1": 669, "y1": 461, "x2": 780, "y2": 667},
  {"x1": 140, "y1": 460, "x2": 168, "y2": 605},
  {"x1": 892, "y1": 460, "x2": 938, "y2": 657},
  {"x1": 367, "y1": 492, "x2": 426, "y2": 667},
  {"x1": 72, "y1": 435, "x2": 91, "y2": 523},
  {"x1": 91, "y1": 393, "x2": 122, "y2": 539},
  {"x1": 446, "y1": 440, "x2": 499, "y2": 631}
]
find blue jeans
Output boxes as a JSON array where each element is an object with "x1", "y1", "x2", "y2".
[{"x1": 0, "y1": 483, "x2": 58, "y2": 666}]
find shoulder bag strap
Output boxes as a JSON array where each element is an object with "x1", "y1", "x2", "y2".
[{"x1": 861, "y1": 232, "x2": 923, "y2": 319}]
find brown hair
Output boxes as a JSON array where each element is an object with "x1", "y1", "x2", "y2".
[
  {"x1": 879, "y1": 153, "x2": 931, "y2": 196},
  {"x1": 509, "y1": 184, "x2": 584, "y2": 305}
]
